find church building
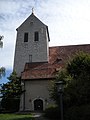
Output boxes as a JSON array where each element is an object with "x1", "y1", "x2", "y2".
[{"x1": 14, "y1": 11, "x2": 90, "y2": 111}]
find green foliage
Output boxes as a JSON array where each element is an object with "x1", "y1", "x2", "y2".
[
  {"x1": 44, "y1": 105, "x2": 60, "y2": 119},
  {"x1": 49, "y1": 70, "x2": 67, "y2": 104},
  {"x1": 1, "y1": 71, "x2": 22, "y2": 98},
  {"x1": 0, "y1": 35, "x2": 3, "y2": 48},
  {"x1": 44, "y1": 104, "x2": 90, "y2": 120},
  {"x1": 1, "y1": 71, "x2": 23, "y2": 112},
  {"x1": 50, "y1": 52, "x2": 90, "y2": 107},
  {"x1": 0, "y1": 67, "x2": 5, "y2": 79},
  {"x1": 0, "y1": 36, "x2": 5, "y2": 79},
  {"x1": 1, "y1": 98, "x2": 20, "y2": 112},
  {"x1": 65, "y1": 52, "x2": 90, "y2": 107},
  {"x1": 67, "y1": 52, "x2": 90, "y2": 79},
  {"x1": 64, "y1": 104, "x2": 90, "y2": 120},
  {"x1": 49, "y1": 52, "x2": 90, "y2": 119}
]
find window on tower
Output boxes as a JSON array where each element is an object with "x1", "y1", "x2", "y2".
[
  {"x1": 29, "y1": 55, "x2": 32, "y2": 62},
  {"x1": 24, "y1": 33, "x2": 28, "y2": 42},
  {"x1": 34, "y1": 31, "x2": 39, "y2": 41}
]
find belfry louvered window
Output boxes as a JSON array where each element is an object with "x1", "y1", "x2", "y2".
[
  {"x1": 29, "y1": 55, "x2": 32, "y2": 62},
  {"x1": 34, "y1": 31, "x2": 39, "y2": 41},
  {"x1": 24, "y1": 33, "x2": 28, "y2": 42}
]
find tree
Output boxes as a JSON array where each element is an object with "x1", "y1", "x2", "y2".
[
  {"x1": 49, "y1": 70, "x2": 67, "y2": 105},
  {"x1": 0, "y1": 35, "x2": 3, "y2": 48},
  {"x1": 50, "y1": 52, "x2": 90, "y2": 107},
  {"x1": 1, "y1": 71, "x2": 23, "y2": 112},
  {"x1": 65, "y1": 52, "x2": 90, "y2": 106},
  {"x1": 0, "y1": 67, "x2": 5, "y2": 79},
  {"x1": 0, "y1": 35, "x2": 5, "y2": 78}
]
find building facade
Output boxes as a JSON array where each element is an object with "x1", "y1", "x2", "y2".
[{"x1": 14, "y1": 11, "x2": 90, "y2": 111}]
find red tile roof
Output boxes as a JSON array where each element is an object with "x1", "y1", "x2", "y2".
[{"x1": 21, "y1": 44, "x2": 90, "y2": 80}]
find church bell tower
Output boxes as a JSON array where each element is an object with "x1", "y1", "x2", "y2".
[{"x1": 14, "y1": 11, "x2": 50, "y2": 76}]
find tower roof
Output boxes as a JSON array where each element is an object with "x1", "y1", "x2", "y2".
[{"x1": 16, "y1": 11, "x2": 50, "y2": 41}]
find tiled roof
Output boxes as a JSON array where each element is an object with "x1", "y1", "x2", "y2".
[{"x1": 21, "y1": 44, "x2": 90, "y2": 80}]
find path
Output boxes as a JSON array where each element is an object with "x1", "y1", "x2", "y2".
[{"x1": 32, "y1": 112, "x2": 49, "y2": 120}]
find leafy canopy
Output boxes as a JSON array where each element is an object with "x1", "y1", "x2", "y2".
[
  {"x1": 0, "y1": 35, "x2": 5, "y2": 79},
  {"x1": 0, "y1": 35, "x2": 3, "y2": 48},
  {"x1": 1, "y1": 71, "x2": 22, "y2": 99},
  {"x1": 0, "y1": 67, "x2": 5, "y2": 79},
  {"x1": 50, "y1": 52, "x2": 90, "y2": 107},
  {"x1": 0, "y1": 71, "x2": 24, "y2": 112}
]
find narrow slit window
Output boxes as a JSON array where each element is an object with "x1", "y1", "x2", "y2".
[
  {"x1": 34, "y1": 31, "x2": 39, "y2": 41},
  {"x1": 29, "y1": 55, "x2": 32, "y2": 62},
  {"x1": 24, "y1": 33, "x2": 28, "y2": 42}
]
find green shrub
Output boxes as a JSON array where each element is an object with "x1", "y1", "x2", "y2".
[
  {"x1": 44, "y1": 104, "x2": 90, "y2": 120},
  {"x1": 1, "y1": 98, "x2": 20, "y2": 112},
  {"x1": 64, "y1": 104, "x2": 90, "y2": 120},
  {"x1": 44, "y1": 105, "x2": 60, "y2": 119}
]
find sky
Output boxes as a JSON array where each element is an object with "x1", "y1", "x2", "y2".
[{"x1": 0, "y1": 0, "x2": 90, "y2": 83}]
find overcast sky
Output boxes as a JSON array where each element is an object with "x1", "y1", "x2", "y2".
[{"x1": 0, "y1": 0, "x2": 90, "y2": 70}]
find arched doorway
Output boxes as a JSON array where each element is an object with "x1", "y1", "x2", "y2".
[{"x1": 34, "y1": 99, "x2": 43, "y2": 111}]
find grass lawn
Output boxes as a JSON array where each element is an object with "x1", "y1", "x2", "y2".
[{"x1": 0, "y1": 114, "x2": 35, "y2": 120}]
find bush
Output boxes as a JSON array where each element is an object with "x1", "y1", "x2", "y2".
[
  {"x1": 44, "y1": 105, "x2": 60, "y2": 119},
  {"x1": 1, "y1": 98, "x2": 20, "y2": 112},
  {"x1": 44, "y1": 104, "x2": 90, "y2": 120},
  {"x1": 64, "y1": 104, "x2": 90, "y2": 120}
]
